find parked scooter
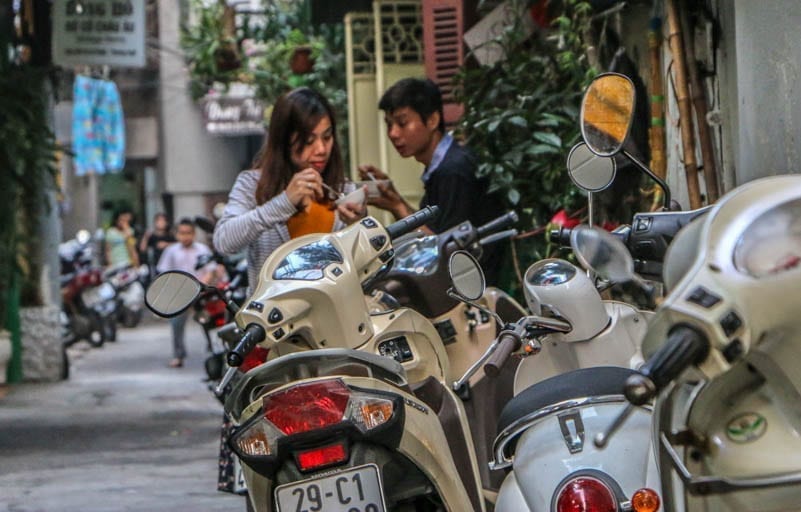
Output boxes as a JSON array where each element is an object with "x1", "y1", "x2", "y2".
[
  {"x1": 194, "y1": 257, "x2": 249, "y2": 384},
  {"x1": 365, "y1": 211, "x2": 527, "y2": 491},
  {"x1": 104, "y1": 263, "x2": 147, "y2": 328},
  {"x1": 147, "y1": 207, "x2": 503, "y2": 511},
  {"x1": 60, "y1": 230, "x2": 117, "y2": 347},
  {"x1": 576, "y1": 77, "x2": 801, "y2": 512},
  {"x1": 466, "y1": 73, "x2": 674, "y2": 512}
]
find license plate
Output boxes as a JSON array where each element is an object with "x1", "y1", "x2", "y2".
[{"x1": 275, "y1": 464, "x2": 386, "y2": 512}]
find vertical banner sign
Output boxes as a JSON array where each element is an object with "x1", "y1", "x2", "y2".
[{"x1": 53, "y1": 1, "x2": 146, "y2": 68}]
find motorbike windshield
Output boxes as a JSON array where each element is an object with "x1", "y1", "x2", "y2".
[
  {"x1": 734, "y1": 196, "x2": 801, "y2": 278},
  {"x1": 273, "y1": 239, "x2": 343, "y2": 281},
  {"x1": 392, "y1": 235, "x2": 439, "y2": 276}
]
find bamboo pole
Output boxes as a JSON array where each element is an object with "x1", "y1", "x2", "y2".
[
  {"x1": 647, "y1": 16, "x2": 667, "y2": 210},
  {"x1": 666, "y1": 0, "x2": 703, "y2": 209},
  {"x1": 680, "y1": 0, "x2": 720, "y2": 202}
]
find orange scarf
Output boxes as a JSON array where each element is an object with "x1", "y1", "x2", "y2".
[{"x1": 286, "y1": 200, "x2": 335, "y2": 239}]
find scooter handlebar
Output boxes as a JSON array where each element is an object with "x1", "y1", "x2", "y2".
[
  {"x1": 479, "y1": 229, "x2": 517, "y2": 247},
  {"x1": 226, "y1": 323, "x2": 267, "y2": 367},
  {"x1": 484, "y1": 331, "x2": 521, "y2": 378},
  {"x1": 477, "y1": 211, "x2": 519, "y2": 238},
  {"x1": 625, "y1": 324, "x2": 709, "y2": 405},
  {"x1": 385, "y1": 206, "x2": 440, "y2": 240}
]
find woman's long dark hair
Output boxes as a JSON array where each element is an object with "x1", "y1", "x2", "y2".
[{"x1": 254, "y1": 87, "x2": 344, "y2": 205}]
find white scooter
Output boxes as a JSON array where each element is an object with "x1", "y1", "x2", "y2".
[
  {"x1": 145, "y1": 207, "x2": 521, "y2": 512},
  {"x1": 590, "y1": 176, "x2": 801, "y2": 512},
  {"x1": 475, "y1": 72, "x2": 681, "y2": 512},
  {"x1": 446, "y1": 240, "x2": 661, "y2": 512}
]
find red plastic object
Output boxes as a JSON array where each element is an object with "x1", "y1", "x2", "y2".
[
  {"x1": 296, "y1": 443, "x2": 348, "y2": 472},
  {"x1": 555, "y1": 477, "x2": 617, "y2": 512},
  {"x1": 264, "y1": 380, "x2": 350, "y2": 435}
]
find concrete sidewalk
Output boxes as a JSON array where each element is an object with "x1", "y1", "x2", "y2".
[{"x1": 0, "y1": 316, "x2": 245, "y2": 511}]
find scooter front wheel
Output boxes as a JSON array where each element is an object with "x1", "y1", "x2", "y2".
[{"x1": 86, "y1": 312, "x2": 106, "y2": 347}]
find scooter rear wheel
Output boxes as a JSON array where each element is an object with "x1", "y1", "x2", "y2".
[
  {"x1": 120, "y1": 308, "x2": 142, "y2": 328},
  {"x1": 101, "y1": 315, "x2": 117, "y2": 342}
]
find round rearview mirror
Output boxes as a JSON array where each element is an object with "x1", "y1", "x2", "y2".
[
  {"x1": 448, "y1": 251, "x2": 486, "y2": 301},
  {"x1": 570, "y1": 225, "x2": 634, "y2": 283},
  {"x1": 145, "y1": 271, "x2": 204, "y2": 317},
  {"x1": 566, "y1": 142, "x2": 617, "y2": 192},
  {"x1": 580, "y1": 73, "x2": 636, "y2": 157}
]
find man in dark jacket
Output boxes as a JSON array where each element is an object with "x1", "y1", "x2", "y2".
[{"x1": 358, "y1": 78, "x2": 505, "y2": 283}]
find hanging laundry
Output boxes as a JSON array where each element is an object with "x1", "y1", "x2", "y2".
[{"x1": 72, "y1": 75, "x2": 126, "y2": 176}]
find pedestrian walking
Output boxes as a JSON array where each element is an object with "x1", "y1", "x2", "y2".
[{"x1": 156, "y1": 218, "x2": 222, "y2": 368}]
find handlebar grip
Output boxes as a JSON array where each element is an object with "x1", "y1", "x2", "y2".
[
  {"x1": 484, "y1": 332, "x2": 521, "y2": 378},
  {"x1": 385, "y1": 206, "x2": 440, "y2": 239},
  {"x1": 479, "y1": 228, "x2": 517, "y2": 247},
  {"x1": 477, "y1": 211, "x2": 519, "y2": 238},
  {"x1": 625, "y1": 324, "x2": 709, "y2": 405},
  {"x1": 226, "y1": 324, "x2": 267, "y2": 367},
  {"x1": 549, "y1": 226, "x2": 572, "y2": 247}
]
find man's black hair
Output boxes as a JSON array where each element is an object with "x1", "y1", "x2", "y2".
[{"x1": 378, "y1": 78, "x2": 445, "y2": 133}]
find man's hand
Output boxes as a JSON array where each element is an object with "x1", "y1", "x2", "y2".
[
  {"x1": 357, "y1": 164, "x2": 411, "y2": 219},
  {"x1": 357, "y1": 164, "x2": 389, "y2": 181}
]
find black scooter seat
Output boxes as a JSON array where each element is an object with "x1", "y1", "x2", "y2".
[{"x1": 497, "y1": 366, "x2": 637, "y2": 433}]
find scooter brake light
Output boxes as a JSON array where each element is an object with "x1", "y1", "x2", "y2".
[
  {"x1": 631, "y1": 488, "x2": 660, "y2": 512},
  {"x1": 295, "y1": 442, "x2": 348, "y2": 472},
  {"x1": 263, "y1": 379, "x2": 351, "y2": 435},
  {"x1": 555, "y1": 476, "x2": 617, "y2": 512}
]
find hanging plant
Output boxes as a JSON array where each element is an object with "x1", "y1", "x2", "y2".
[{"x1": 181, "y1": 0, "x2": 348, "y2": 166}]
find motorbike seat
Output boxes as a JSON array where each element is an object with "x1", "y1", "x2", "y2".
[{"x1": 497, "y1": 366, "x2": 637, "y2": 434}]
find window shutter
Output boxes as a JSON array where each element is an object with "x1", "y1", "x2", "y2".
[{"x1": 423, "y1": 0, "x2": 464, "y2": 126}]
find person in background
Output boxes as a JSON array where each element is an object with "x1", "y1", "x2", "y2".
[
  {"x1": 156, "y1": 218, "x2": 223, "y2": 368},
  {"x1": 357, "y1": 77, "x2": 505, "y2": 283},
  {"x1": 105, "y1": 208, "x2": 139, "y2": 269},
  {"x1": 213, "y1": 86, "x2": 366, "y2": 291},
  {"x1": 139, "y1": 212, "x2": 175, "y2": 282}
]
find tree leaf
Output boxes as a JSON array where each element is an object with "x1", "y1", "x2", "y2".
[
  {"x1": 507, "y1": 115, "x2": 528, "y2": 129},
  {"x1": 533, "y1": 132, "x2": 562, "y2": 147},
  {"x1": 507, "y1": 188, "x2": 521, "y2": 205}
]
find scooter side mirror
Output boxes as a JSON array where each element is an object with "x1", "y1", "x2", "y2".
[
  {"x1": 580, "y1": 73, "x2": 636, "y2": 157},
  {"x1": 145, "y1": 270, "x2": 204, "y2": 317},
  {"x1": 566, "y1": 142, "x2": 617, "y2": 192},
  {"x1": 570, "y1": 225, "x2": 635, "y2": 283},
  {"x1": 448, "y1": 251, "x2": 486, "y2": 301}
]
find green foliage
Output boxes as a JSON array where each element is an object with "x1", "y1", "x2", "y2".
[
  {"x1": 454, "y1": 0, "x2": 596, "y2": 275},
  {"x1": 0, "y1": 65, "x2": 59, "y2": 318},
  {"x1": 180, "y1": 0, "x2": 349, "y2": 166}
]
